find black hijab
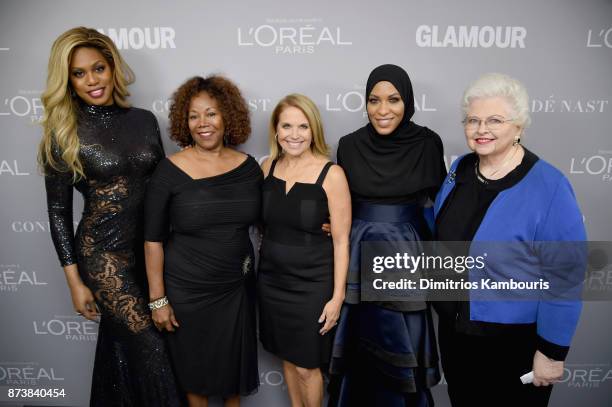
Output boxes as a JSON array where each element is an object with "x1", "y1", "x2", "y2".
[{"x1": 337, "y1": 64, "x2": 446, "y2": 202}]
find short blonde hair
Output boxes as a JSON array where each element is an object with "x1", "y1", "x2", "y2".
[
  {"x1": 268, "y1": 94, "x2": 329, "y2": 160},
  {"x1": 462, "y1": 73, "x2": 531, "y2": 129}
]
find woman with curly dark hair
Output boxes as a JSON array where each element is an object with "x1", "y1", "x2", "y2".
[{"x1": 144, "y1": 75, "x2": 261, "y2": 407}]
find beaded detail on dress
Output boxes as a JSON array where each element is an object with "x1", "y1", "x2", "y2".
[{"x1": 44, "y1": 103, "x2": 181, "y2": 406}]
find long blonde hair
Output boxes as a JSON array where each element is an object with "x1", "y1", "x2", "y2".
[
  {"x1": 268, "y1": 94, "x2": 329, "y2": 160},
  {"x1": 38, "y1": 27, "x2": 135, "y2": 181}
]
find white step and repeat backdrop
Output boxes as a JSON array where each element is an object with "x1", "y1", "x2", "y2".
[{"x1": 1, "y1": 0, "x2": 611, "y2": 406}]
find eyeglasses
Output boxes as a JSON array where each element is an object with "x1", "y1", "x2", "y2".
[{"x1": 462, "y1": 116, "x2": 515, "y2": 131}]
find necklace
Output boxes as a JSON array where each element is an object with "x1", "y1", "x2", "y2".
[{"x1": 476, "y1": 145, "x2": 520, "y2": 182}]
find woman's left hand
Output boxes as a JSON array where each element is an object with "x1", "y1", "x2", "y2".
[
  {"x1": 532, "y1": 350, "x2": 564, "y2": 386},
  {"x1": 321, "y1": 222, "x2": 331, "y2": 236},
  {"x1": 318, "y1": 297, "x2": 343, "y2": 335}
]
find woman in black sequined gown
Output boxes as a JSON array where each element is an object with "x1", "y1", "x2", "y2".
[{"x1": 39, "y1": 27, "x2": 181, "y2": 406}]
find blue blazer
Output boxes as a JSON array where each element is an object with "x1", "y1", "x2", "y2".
[{"x1": 434, "y1": 154, "x2": 587, "y2": 348}]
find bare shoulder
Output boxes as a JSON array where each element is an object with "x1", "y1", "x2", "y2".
[
  {"x1": 323, "y1": 163, "x2": 348, "y2": 190},
  {"x1": 167, "y1": 148, "x2": 191, "y2": 166},
  {"x1": 225, "y1": 148, "x2": 249, "y2": 167},
  {"x1": 261, "y1": 156, "x2": 274, "y2": 177}
]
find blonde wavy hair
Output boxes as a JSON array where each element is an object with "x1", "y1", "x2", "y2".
[
  {"x1": 38, "y1": 27, "x2": 135, "y2": 181},
  {"x1": 268, "y1": 94, "x2": 329, "y2": 160}
]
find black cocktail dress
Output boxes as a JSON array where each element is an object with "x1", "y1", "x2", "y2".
[
  {"x1": 144, "y1": 155, "x2": 261, "y2": 397},
  {"x1": 258, "y1": 160, "x2": 336, "y2": 368}
]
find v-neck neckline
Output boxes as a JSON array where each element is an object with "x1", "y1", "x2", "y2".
[
  {"x1": 268, "y1": 159, "x2": 331, "y2": 197},
  {"x1": 271, "y1": 175, "x2": 306, "y2": 196}
]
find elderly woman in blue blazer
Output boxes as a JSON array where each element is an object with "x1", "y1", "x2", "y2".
[{"x1": 433, "y1": 73, "x2": 586, "y2": 406}]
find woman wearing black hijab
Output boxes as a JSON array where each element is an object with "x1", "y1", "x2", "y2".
[{"x1": 328, "y1": 64, "x2": 444, "y2": 406}]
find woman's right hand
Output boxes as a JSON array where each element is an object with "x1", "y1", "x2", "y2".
[
  {"x1": 70, "y1": 283, "x2": 100, "y2": 321},
  {"x1": 152, "y1": 304, "x2": 180, "y2": 332}
]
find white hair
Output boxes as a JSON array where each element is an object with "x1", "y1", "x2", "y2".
[{"x1": 461, "y1": 73, "x2": 531, "y2": 128}]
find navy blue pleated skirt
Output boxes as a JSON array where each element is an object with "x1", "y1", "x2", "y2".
[{"x1": 328, "y1": 203, "x2": 440, "y2": 407}]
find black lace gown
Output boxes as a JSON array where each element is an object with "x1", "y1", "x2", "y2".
[{"x1": 44, "y1": 103, "x2": 181, "y2": 407}]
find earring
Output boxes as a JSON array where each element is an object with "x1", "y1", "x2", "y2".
[
  {"x1": 70, "y1": 88, "x2": 76, "y2": 98},
  {"x1": 513, "y1": 136, "x2": 521, "y2": 146},
  {"x1": 276, "y1": 134, "x2": 286, "y2": 155},
  {"x1": 223, "y1": 134, "x2": 230, "y2": 146}
]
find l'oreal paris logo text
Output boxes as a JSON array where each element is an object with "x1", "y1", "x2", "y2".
[
  {"x1": 325, "y1": 90, "x2": 436, "y2": 115},
  {"x1": 33, "y1": 317, "x2": 98, "y2": 341},
  {"x1": 237, "y1": 20, "x2": 352, "y2": 54},
  {"x1": 0, "y1": 364, "x2": 65, "y2": 385},
  {"x1": 570, "y1": 152, "x2": 612, "y2": 182},
  {"x1": 561, "y1": 365, "x2": 612, "y2": 388},
  {"x1": 587, "y1": 28, "x2": 612, "y2": 48},
  {"x1": 0, "y1": 265, "x2": 47, "y2": 292},
  {"x1": 0, "y1": 160, "x2": 30, "y2": 176},
  {"x1": 0, "y1": 92, "x2": 43, "y2": 122}
]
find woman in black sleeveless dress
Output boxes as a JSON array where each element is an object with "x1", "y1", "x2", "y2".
[
  {"x1": 144, "y1": 76, "x2": 260, "y2": 407},
  {"x1": 40, "y1": 27, "x2": 180, "y2": 406},
  {"x1": 258, "y1": 94, "x2": 352, "y2": 406}
]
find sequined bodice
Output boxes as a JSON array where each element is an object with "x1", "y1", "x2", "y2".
[
  {"x1": 43, "y1": 104, "x2": 180, "y2": 405},
  {"x1": 45, "y1": 104, "x2": 165, "y2": 266}
]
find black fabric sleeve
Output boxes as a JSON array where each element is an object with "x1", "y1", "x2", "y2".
[
  {"x1": 149, "y1": 110, "x2": 166, "y2": 157},
  {"x1": 144, "y1": 159, "x2": 173, "y2": 242},
  {"x1": 537, "y1": 334, "x2": 570, "y2": 361},
  {"x1": 44, "y1": 148, "x2": 77, "y2": 267}
]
